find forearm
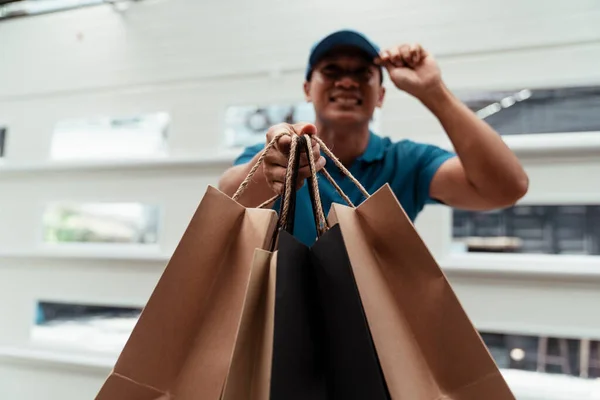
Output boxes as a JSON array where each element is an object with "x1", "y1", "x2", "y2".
[
  {"x1": 217, "y1": 153, "x2": 277, "y2": 208},
  {"x1": 421, "y1": 83, "x2": 529, "y2": 202}
]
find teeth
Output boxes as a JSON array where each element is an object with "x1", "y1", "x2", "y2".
[{"x1": 332, "y1": 97, "x2": 359, "y2": 105}]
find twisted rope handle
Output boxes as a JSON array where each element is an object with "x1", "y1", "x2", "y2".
[
  {"x1": 278, "y1": 134, "x2": 328, "y2": 235},
  {"x1": 319, "y1": 168, "x2": 354, "y2": 207},
  {"x1": 232, "y1": 129, "x2": 289, "y2": 202},
  {"x1": 312, "y1": 136, "x2": 370, "y2": 201},
  {"x1": 279, "y1": 133, "x2": 299, "y2": 230},
  {"x1": 303, "y1": 134, "x2": 328, "y2": 235},
  {"x1": 257, "y1": 193, "x2": 280, "y2": 209},
  {"x1": 231, "y1": 129, "x2": 371, "y2": 221}
]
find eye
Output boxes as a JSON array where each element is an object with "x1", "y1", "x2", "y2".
[
  {"x1": 321, "y1": 64, "x2": 343, "y2": 78},
  {"x1": 354, "y1": 67, "x2": 374, "y2": 79},
  {"x1": 317, "y1": 63, "x2": 376, "y2": 82}
]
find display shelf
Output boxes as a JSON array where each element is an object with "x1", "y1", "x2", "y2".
[
  {"x1": 0, "y1": 244, "x2": 170, "y2": 262},
  {"x1": 442, "y1": 252, "x2": 600, "y2": 281},
  {"x1": 0, "y1": 151, "x2": 241, "y2": 176},
  {"x1": 432, "y1": 131, "x2": 600, "y2": 159},
  {"x1": 0, "y1": 345, "x2": 115, "y2": 372}
]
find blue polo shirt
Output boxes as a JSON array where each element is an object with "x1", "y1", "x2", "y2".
[{"x1": 233, "y1": 132, "x2": 456, "y2": 246}]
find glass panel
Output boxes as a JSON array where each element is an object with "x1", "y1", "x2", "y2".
[
  {"x1": 50, "y1": 112, "x2": 170, "y2": 160},
  {"x1": 458, "y1": 85, "x2": 600, "y2": 135},
  {"x1": 224, "y1": 102, "x2": 382, "y2": 148},
  {"x1": 452, "y1": 205, "x2": 600, "y2": 255},
  {"x1": 480, "y1": 330, "x2": 600, "y2": 379},
  {"x1": 33, "y1": 301, "x2": 141, "y2": 353},
  {"x1": 0, "y1": 126, "x2": 6, "y2": 158},
  {"x1": 42, "y1": 202, "x2": 160, "y2": 245}
]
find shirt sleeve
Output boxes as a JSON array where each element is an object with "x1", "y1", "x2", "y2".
[
  {"x1": 233, "y1": 142, "x2": 266, "y2": 166},
  {"x1": 412, "y1": 141, "x2": 456, "y2": 207}
]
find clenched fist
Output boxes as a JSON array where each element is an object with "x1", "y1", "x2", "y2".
[
  {"x1": 375, "y1": 43, "x2": 442, "y2": 100},
  {"x1": 264, "y1": 123, "x2": 326, "y2": 194}
]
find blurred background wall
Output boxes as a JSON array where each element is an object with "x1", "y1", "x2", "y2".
[{"x1": 0, "y1": 0, "x2": 599, "y2": 398}]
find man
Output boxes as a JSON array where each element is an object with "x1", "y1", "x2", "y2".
[{"x1": 218, "y1": 30, "x2": 529, "y2": 246}]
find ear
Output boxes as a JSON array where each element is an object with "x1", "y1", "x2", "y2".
[
  {"x1": 303, "y1": 81, "x2": 312, "y2": 102},
  {"x1": 376, "y1": 85, "x2": 386, "y2": 108}
]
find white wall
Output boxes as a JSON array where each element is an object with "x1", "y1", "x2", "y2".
[{"x1": 1, "y1": 0, "x2": 600, "y2": 399}]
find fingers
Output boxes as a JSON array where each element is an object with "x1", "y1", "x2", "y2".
[
  {"x1": 268, "y1": 150, "x2": 325, "y2": 178},
  {"x1": 315, "y1": 155, "x2": 326, "y2": 171},
  {"x1": 265, "y1": 147, "x2": 288, "y2": 168},
  {"x1": 265, "y1": 163, "x2": 321, "y2": 194},
  {"x1": 295, "y1": 161, "x2": 325, "y2": 187},
  {"x1": 292, "y1": 122, "x2": 317, "y2": 136},
  {"x1": 264, "y1": 150, "x2": 326, "y2": 194},
  {"x1": 276, "y1": 135, "x2": 292, "y2": 155},
  {"x1": 377, "y1": 47, "x2": 404, "y2": 69},
  {"x1": 399, "y1": 44, "x2": 412, "y2": 67},
  {"x1": 375, "y1": 49, "x2": 390, "y2": 65},
  {"x1": 271, "y1": 181, "x2": 285, "y2": 195},
  {"x1": 376, "y1": 43, "x2": 425, "y2": 69},
  {"x1": 267, "y1": 139, "x2": 320, "y2": 168},
  {"x1": 264, "y1": 164, "x2": 286, "y2": 194},
  {"x1": 409, "y1": 43, "x2": 424, "y2": 65},
  {"x1": 263, "y1": 122, "x2": 323, "y2": 194},
  {"x1": 297, "y1": 142, "x2": 322, "y2": 168},
  {"x1": 266, "y1": 122, "x2": 317, "y2": 154},
  {"x1": 390, "y1": 46, "x2": 406, "y2": 68}
]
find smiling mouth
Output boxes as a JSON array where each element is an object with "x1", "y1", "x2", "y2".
[{"x1": 329, "y1": 96, "x2": 363, "y2": 106}]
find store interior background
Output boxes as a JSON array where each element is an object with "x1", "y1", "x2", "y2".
[{"x1": 1, "y1": 0, "x2": 600, "y2": 398}]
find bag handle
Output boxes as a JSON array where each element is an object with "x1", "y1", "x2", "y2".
[
  {"x1": 312, "y1": 136, "x2": 370, "y2": 207},
  {"x1": 231, "y1": 129, "x2": 289, "y2": 203},
  {"x1": 278, "y1": 134, "x2": 327, "y2": 237},
  {"x1": 232, "y1": 129, "x2": 370, "y2": 211},
  {"x1": 265, "y1": 134, "x2": 327, "y2": 251}
]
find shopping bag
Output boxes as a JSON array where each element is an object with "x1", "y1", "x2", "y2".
[
  {"x1": 268, "y1": 226, "x2": 390, "y2": 400},
  {"x1": 262, "y1": 134, "x2": 390, "y2": 399},
  {"x1": 326, "y1": 180, "x2": 516, "y2": 399},
  {"x1": 95, "y1": 183, "x2": 278, "y2": 399},
  {"x1": 220, "y1": 249, "x2": 277, "y2": 400}
]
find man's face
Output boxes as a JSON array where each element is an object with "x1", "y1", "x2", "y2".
[{"x1": 304, "y1": 48, "x2": 385, "y2": 127}]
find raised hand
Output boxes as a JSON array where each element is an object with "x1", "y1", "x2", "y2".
[{"x1": 375, "y1": 43, "x2": 442, "y2": 100}]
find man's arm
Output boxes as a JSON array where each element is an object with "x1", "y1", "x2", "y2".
[
  {"x1": 377, "y1": 44, "x2": 528, "y2": 210},
  {"x1": 423, "y1": 84, "x2": 529, "y2": 210}
]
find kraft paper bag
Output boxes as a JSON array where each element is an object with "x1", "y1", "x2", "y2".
[
  {"x1": 327, "y1": 184, "x2": 515, "y2": 400},
  {"x1": 221, "y1": 249, "x2": 276, "y2": 400},
  {"x1": 96, "y1": 185, "x2": 277, "y2": 400}
]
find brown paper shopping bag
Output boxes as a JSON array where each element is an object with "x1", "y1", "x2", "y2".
[
  {"x1": 221, "y1": 249, "x2": 276, "y2": 400},
  {"x1": 327, "y1": 183, "x2": 515, "y2": 400},
  {"x1": 96, "y1": 185, "x2": 277, "y2": 400}
]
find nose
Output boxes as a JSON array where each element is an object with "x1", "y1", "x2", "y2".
[{"x1": 334, "y1": 75, "x2": 360, "y2": 89}]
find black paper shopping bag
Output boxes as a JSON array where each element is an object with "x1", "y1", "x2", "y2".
[{"x1": 269, "y1": 134, "x2": 390, "y2": 400}]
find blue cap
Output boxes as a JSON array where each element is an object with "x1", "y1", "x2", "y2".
[{"x1": 305, "y1": 30, "x2": 381, "y2": 80}]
